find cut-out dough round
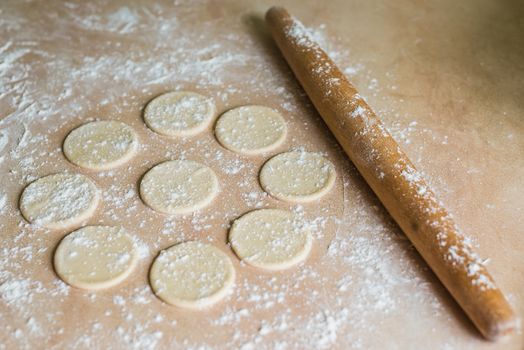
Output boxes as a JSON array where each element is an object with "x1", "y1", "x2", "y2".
[
  {"x1": 215, "y1": 105, "x2": 287, "y2": 155},
  {"x1": 149, "y1": 241, "x2": 235, "y2": 308},
  {"x1": 54, "y1": 226, "x2": 138, "y2": 290},
  {"x1": 140, "y1": 160, "x2": 219, "y2": 215},
  {"x1": 144, "y1": 91, "x2": 216, "y2": 137},
  {"x1": 63, "y1": 120, "x2": 138, "y2": 170},
  {"x1": 260, "y1": 151, "x2": 336, "y2": 203},
  {"x1": 19, "y1": 173, "x2": 99, "y2": 229},
  {"x1": 229, "y1": 209, "x2": 312, "y2": 270}
]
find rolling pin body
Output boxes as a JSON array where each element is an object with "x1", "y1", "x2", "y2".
[{"x1": 266, "y1": 6, "x2": 516, "y2": 340}]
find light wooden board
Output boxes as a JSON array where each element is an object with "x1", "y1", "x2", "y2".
[{"x1": 0, "y1": 0, "x2": 522, "y2": 348}]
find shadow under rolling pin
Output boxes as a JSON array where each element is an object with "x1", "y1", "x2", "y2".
[{"x1": 265, "y1": 6, "x2": 517, "y2": 341}]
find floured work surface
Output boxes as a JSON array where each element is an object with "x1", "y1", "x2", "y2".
[{"x1": 0, "y1": 1, "x2": 523, "y2": 349}]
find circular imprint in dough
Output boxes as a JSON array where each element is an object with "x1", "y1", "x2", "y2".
[
  {"x1": 140, "y1": 160, "x2": 219, "y2": 215},
  {"x1": 63, "y1": 120, "x2": 138, "y2": 171},
  {"x1": 215, "y1": 105, "x2": 287, "y2": 155},
  {"x1": 144, "y1": 91, "x2": 216, "y2": 137},
  {"x1": 229, "y1": 209, "x2": 312, "y2": 270},
  {"x1": 19, "y1": 173, "x2": 99, "y2": 229},
  {"x1": 260, "y1": 151, "x2": 336, "y2": 203},
  {"x1": 54, "y1": 226, "x2": 138, "y2": 290},
  {"x1": 149, "y1": 241, "x2": 235, "y2": 308}
]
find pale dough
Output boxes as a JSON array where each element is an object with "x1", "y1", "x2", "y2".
[
  {"x1": 215, "y1": 105, "x2": 287, "y2": 155},
  {"x1": 54, "y1": 226, "x2": 138, "y2": 290},
  {"x1": 144, "y1": 91, "x2": 216, "y2": 137},
  {"x1": 149, "y1": 241, "x2": 235, "y2": 308},
  {"x1": 19, "y1": 173, "x2": 100, "y2": 229},
  {"x1": 229, "y1": 209, "x2": 312, "y2": 270},
  {"x1": 259, "y1": 151, "x2": 336, "y2": 203},
  {"x1": 63, "y1": 120, "x2": 138, "y2": 171},
  {"x1": 140, "y1": 160, "x2": 219, "y2": 215}
]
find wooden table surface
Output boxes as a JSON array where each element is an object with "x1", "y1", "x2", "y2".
[{"x1": 0, "y1": 0, "x2": 522, "y2": 349}]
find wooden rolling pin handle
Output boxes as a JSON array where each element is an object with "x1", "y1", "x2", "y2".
[{"x1": 265, "y1": 6, "x2": 517, "y2": 341}]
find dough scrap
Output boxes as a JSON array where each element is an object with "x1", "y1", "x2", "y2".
[
  {"x1": 260, "y1": 151, "x2": 336, "y2": 203},
  {"x1": 63, "y1": 120, "x2": 138, "y2": 171},
  {"x1": 149, "y1": 241, "x2": 235, "y2": 308},
  {"x1": 140, "y1": 160, "x2": 219, "y2": 215},
  {"x1": 229, "y1": 209, "x2": 312, "y2": 270},
  {"x1": 19, "y1": 173, "x2": 99, "y2": 229},
  {"x1": 215, "y1": 105, "x2": 287, "y2": 155},
  {"x1": 144, "y1": 91, "x2": 216, "y2": 137},
  {"x1": 54, "y1": 226, "x2": 138, "y2": 290}
]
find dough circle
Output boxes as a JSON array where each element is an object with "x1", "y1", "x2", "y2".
[
  {"x1": 63, "y1": 120, "x2": 138, "y2": 170},
  {"x1": 54, "y1": 226, "x2": 138, "y2": 290},
  {"x1": 149, "y1": 241, "x2": 235, "y2": 308},
  {"x1": 260, "y1": 151, "x2": 336, "y2": 203},
  {"x1": 140, "y1": 160, "x2": 219, "y2": 215},
  {"x1": 215, "y1": 105, "x2": 287, "y2": 155},
  {"x1": 229, "y1": 209, "x2": 312, "y2": 270},
  {"x1": 144, "y1": 91, "x2": 216, "y2": 137},
  {"x1": 19, "y1": 173, "x2": 99, "y2": 229}
]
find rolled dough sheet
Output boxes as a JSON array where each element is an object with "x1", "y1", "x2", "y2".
[
  {"x1": 63, "y1": 120, "x2": 139, "y2": 171},
  {"x1": 215, "y1": 105, "x2": 287, "y2": 155},
  {"x1": 144, "y1": 91, "x2": 216, "y2": 137},
  {"x1": 229, "y1": 208, "x2": 313, "y2": 270},
  {"x1": 54, "y1": 226, "x2": 138, "y2": 290},
  {"x1": 149, "y1": 241, "x2": 235, "y2": 308},
  {"x1": 260, "y1": 151, "x2": 337, "y2": 203},
  {"x1": 139, "y1": 160, "x2": 220, "y2": 215},
  {"x1": 19, "y1": 173, "x2": 100, "y2": 229}
]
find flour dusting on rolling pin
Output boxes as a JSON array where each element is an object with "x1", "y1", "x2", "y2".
[{"x1": 265, "y1": 6, "x2": 517, "y2": 341}]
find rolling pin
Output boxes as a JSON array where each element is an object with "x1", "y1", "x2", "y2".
[{"x1": 265, "y1": 6, "x2": 517, "y2": 341}]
